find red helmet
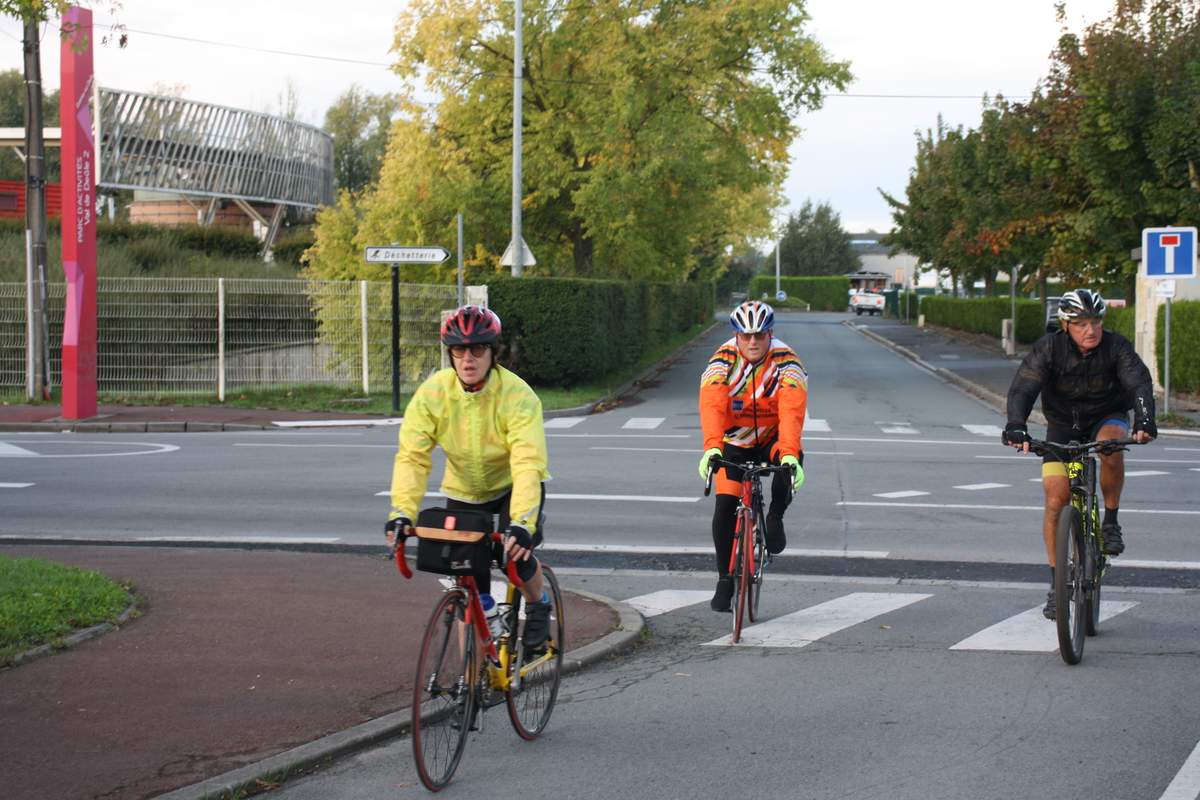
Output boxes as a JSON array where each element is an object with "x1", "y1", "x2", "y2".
[{"x1": 441, "y1": 305, "x2": 502, "y2": 346}]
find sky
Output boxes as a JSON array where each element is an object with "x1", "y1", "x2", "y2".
[{"x1": 0, "y1": 0, "x2": 1120, "y2": 234}]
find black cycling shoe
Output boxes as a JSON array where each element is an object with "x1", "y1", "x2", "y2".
[
  {"x1": 710, "y1": 576, "x2": 733, "y2": 612},
  {"x1": 1043, "y1": 590, "x2": 1055, "y2": 620},
  {"x1": 766, "y1": 514, "x2": 786, "y2": 555},
  {"x1": 522, "y1": 601, "x2": 552, "y2": 651},
  {"x1": 1101, "y1": 522, "x2": 1125, "y2": 555}
]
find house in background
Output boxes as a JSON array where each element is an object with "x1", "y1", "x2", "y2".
[{"x1": 848, "y1": 232, "x2": 924, "y2": 288}]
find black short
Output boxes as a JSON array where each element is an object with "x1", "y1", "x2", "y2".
[{"x1": 1042, "y1": 413, "x2": 1130, "y2": 463}]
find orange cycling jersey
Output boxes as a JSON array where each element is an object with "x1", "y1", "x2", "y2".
[{"x1": 699, "y1": 337, "x2": 808, "y2": 458}]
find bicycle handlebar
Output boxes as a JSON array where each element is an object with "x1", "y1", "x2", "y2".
[
  {"x1": 703, "y1": 457, "x2": 796, "y2": 497},
  {"x1": 392, "y1": 529, "x2": 525, "y2": 587},
  {"x1": 1025, "y1": 436, "x2": 1141, "y2": 461}
]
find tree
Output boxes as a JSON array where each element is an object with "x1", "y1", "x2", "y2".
[
  {"x1": 0, "y1": 67, "x2": 59, "y2": 181},
  {"x1": 307, "y1": 0, "x2": 851, "y2": 284},
  {"x1": 323, "y1": 86, "x2": 399, "y2": 194},
  {"x1": 775, "y1": 200, "x2": 858, "y2": 276}
]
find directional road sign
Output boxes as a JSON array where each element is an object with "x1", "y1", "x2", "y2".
[
  {"x1": 364, "y1": 246, "x2": 450, "y2": 264},
  {"x1": 1141, "y1": 227, "x2": 1197, "y2": 279}
]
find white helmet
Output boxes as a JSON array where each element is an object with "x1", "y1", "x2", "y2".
[
  {"x1": 730, "y1": 301, "x2": 774, "y2": 334},
  {"x1": 1057, "y1": 289, "x2": 1106, "y2": 322}
]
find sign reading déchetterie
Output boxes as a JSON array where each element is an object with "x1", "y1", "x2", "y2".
[{"x1": 364, "y1": 246, "x2": 451, "y2": 264}]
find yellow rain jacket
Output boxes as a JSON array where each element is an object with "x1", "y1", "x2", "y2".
[{"x1": 390, "y1": 365, "x2": 550, "y2": 534}]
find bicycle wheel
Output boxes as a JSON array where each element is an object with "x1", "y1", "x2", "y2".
[
  {"x1": 732, "y1": 508, "x2": 751, "y2": 643},
  {"x1": 507, "y1": 567, "x2": 565, "y2": 739},
  {"x1": 412, "y1": 591, "x2": 476, "y2": 791},
  {"x1": 1054, "y1": 506, "x2": 1086, "y2": 665},
  {"x1": 748, "y1": 507, "x2": 767, "y2": 622},
  {"x1": 1086, "y1": 541, "x2": 1103, "y2": 637}
]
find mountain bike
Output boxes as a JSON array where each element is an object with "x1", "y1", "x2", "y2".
[
  {"x1": 394, "y1": 525, "x2": 565, "y2": 791},
  {"x1": 705, "y1": 458, "x2": 795, "y2": 643},
  {"x1": 1028, "y1": 436, "x2": 1138, "y2": 665}
]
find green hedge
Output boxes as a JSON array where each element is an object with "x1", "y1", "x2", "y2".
[
  {"x1": 1106, "y1": 305, "x2": 1134, "y2": 341},
  {"x1": 920, "y1": 296, "x2": 1045, "y2": 343},
  {"x1": 272, "y1": 227, "x2": 316, "y2": 266},
  {"x1": 489, "y1": 277, "x2": 714, "y2": 386},
  {"x1": 1157, "y1": 300, "x2": 1200, "y2": 393},
  {"x1": 748, "y1": 275, "x2": 850, "y2": 311},
  {"x1": 0, "y1": 217, "x2": 261, "y2": 258}
]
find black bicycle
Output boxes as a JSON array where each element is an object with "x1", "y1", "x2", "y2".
[
  {"x1": 704, "y1": 458, "x2": 795, "y2": 642},
  {"x1": 1027, "y1": 436, "x2": 1139, "y2": 665}
]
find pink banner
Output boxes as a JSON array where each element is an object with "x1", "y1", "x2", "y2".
[{"x1": 60, "y1": 6, "x2": 96, "y2": 419}]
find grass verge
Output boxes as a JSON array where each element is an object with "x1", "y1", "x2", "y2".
[{"x1": 0, "y1": 555, "x2": 132, "y2": 666}]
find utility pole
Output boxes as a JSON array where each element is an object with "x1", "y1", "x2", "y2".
[
  {"x1": 23, "y1": 19, "x2": 50, "y2": 401},
  {"x1": 510, "y1": 0, "x2": 524, "y2": 277}
]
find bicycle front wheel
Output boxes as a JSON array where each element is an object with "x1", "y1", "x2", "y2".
[
  {"x1": 412, "y1": 590, "x2": 476, "y2": 791},
  {"x1": 1054, "y1": 506, "x2": 1086, "y2": 665},
  {"x1": 732, "y1": 508, "x2": 751, "y2": 643},
  {"x1": 507, "y1": 567, "x2": 565, "y2": 739}
]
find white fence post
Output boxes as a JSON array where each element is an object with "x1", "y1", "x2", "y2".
[
  {"x1": 360, "y1": 279, "x2": 369, "y2": 394},
  {"x1": 218, "y1": 278, "x2": 226, "y2": 402}
]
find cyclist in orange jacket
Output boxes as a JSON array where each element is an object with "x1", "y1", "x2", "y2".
[{"x1": 698, "y1": 300, "x2": 808, "y2": 612}]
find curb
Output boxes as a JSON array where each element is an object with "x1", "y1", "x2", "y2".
[
  {"x1": 6, "y1": 599, "x2": 139, "y2": 669},
  {"x1": 153, "y1": 590, "x2": 644, "y2": 800}
]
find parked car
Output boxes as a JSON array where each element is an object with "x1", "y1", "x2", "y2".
[{"x1": 849, "y1": 291, "x2": 886, "y2": 316}]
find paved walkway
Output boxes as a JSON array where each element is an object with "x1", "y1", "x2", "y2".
[{"x1": 0, "y1": 545, "x2": 633, "y2": 800}]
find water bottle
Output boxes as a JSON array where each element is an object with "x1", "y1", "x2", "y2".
[{"x1": 480, "y1": 593, "x2": 504, "y2": 641}]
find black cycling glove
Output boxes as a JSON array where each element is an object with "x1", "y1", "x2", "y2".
[
  {"x1": 505, "y1": 524, "x2": 533, "y2": 551},
  {"x1": 384, "y1": 516, "x2": 412, "y2": 542},
  {"x1": 1002, "y1": 422, "x2": 1030, "y2": 446},
  {"x1": 1134, "y1": 417, "x2": 1157, "y2": 439}
]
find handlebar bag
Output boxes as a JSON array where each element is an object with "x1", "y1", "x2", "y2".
[{"x1": 414, "y1": 507, "x2": 494, "y2": 576}]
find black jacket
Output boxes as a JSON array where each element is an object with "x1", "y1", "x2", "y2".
[{"x1": 1006, "y1": 329, "x2": 1155, "y2": 431}]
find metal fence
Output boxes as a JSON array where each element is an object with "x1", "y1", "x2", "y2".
[{"x1": 0, "y1": 278, "x2": 485, "y2": 397}]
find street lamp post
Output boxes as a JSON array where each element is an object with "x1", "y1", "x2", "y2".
[{"x1": 510, "y1": 0, "x2": 524, "y2": 277}]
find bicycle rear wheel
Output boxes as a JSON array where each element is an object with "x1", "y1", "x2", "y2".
[
  {"x1": 1086, "y1": 542, "x2": 1103, "y2": 637},
  {"x1": 732, "y1": 508, "x2": 751, "y2": 643},
  {"x1": 507, "y1": 567, "x2": 565, "y2": 739},
  {"x1": 748, "y1": 507, "x2": 767, "y2": 622},
  {"x1": 1054, "y1": 506, "x2": 1086, "y2": 665},
  {"x1": 412, "y1": 591, "x2": 475, "y2": 791}
]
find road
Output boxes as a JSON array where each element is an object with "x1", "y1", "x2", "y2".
[{"x1": 3, "y1": 311, "x2": 1200, "y2": 798}]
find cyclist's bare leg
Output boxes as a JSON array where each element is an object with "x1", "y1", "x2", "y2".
[
  {"x1": 1042, "y1": 474, "x2": 1070, "y2": 567},
  {"x1": 1095, "y1": 422, "x2": 1128, "y2": 509}
]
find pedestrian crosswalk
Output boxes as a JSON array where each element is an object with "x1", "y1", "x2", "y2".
[
  {"x1": 621, "y1": 587, "x2": 1143, "y2": 654},
  {"x1": 539, "y1": 414, "x2": 1016, "y2": 439}
]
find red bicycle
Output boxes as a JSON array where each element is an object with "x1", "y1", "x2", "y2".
[
  {"x1": 395, "y1": 521, "x2": 565, "y2": 791},
  {"x1": 705, "y1": 458, "x2": 795, "y2": 643}
]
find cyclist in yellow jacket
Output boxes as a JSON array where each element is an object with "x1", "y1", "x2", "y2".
[
  {"x1": 699, "y1": 300, "x2": 808, "y2": 612},
  {"x1": 386, "y1": 305, "x2": 553, "y2": 648}
]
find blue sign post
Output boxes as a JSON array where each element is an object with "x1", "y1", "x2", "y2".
[{"x1": 1141, "y1": 227, "x2": 1198, "y2": 416}]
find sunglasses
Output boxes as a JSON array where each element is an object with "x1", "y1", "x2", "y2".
[
  {"x1": 449, "y1": 343, "x2": 491, "y2": 358},
  {"x1": 736, "y1": 331, "x2": 771, "y2": 342}
]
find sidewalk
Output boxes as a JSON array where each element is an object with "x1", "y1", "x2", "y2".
[
  {"x1": 0, "y1": 545, "x2": 640, "y2": 800},
  {"x1": 849, "y1": 317, "x2": 1200, "y2": 433}
]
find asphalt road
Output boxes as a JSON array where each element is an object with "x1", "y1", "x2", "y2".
[{"x1": 5, "y1": 311, "x2": 1200, "y2": 799}]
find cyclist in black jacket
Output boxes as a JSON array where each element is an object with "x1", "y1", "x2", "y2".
[{"x1": 1001, "y1": 289, "x2": 1157, "y2": 619}]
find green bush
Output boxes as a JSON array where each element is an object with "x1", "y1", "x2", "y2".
[
  {"x1": 1157, "y1": 300, "x2": 1200, "y2": 393},
  {"x1": 748, "y1": 275, "x2": 850, "y2": 311},
  {"x1": 489, "y1": 277, "x2": 714, "y2": 386},
  {"x1": 920, "y1": 296, "x2": 1045, "y2": 343},
  {"x1": 127, "y1": 238, "x2": 185, "y2": 273},
  {"x1": 272, "y1": 227, "x2": 316, "y2": 266},
  {"x1": 1106, "y1": 305, "x2": 1135, "y2": 341}
]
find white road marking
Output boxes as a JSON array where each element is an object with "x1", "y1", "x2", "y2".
[
  {"x1": 1116, "y1": 560, "x2": 1200, "y2": 571},
  {"x1": 624, "y1": 589, "x2": 711, "y2": 617},
  {"x1": 0, "y1": 442, "x2": 38, "y2": 457},
  {"x1": 980, "y1": 455, "x2": 1200, "y2": 464},
  {"x1": 373, "y1": 490, "x2": 700, "y2": 503},
  {"x1": 705, "y1": 592, "x2": 932, "y2": 648},
  {"x1": 136, "y1": 536, "x2": 342, "y2": 544},
  {"x1": 962, "y1": 424, "x2": 1003, "y2": 437},
  {"x1": 0, "y1": 441, "x2": 179, "y2": 458},
  {"x1": 804, "y1": 436, "x2": 1002, "y2": 447},
  {"x1": 589, "y1": 446, "x2": 852, "y2": 456},
  {"x1": 1160, "y1": 737, "x2": 1200, "y2": 800},
  {"x1": 543, "y1": 416, "x2": 587, "y2": 429},
  {"x1": 873, "y1": 490, "x2": 930, "y2": 499},
  {"x1": 838, "y1": 501, "x2": 1200, "y2": 516},
  {"x1": 954, "y1": 482, "x2": 1010, "y2": 491},
  {"x1": 538, "y1": 543, "x2": 890, "y2": 559},
  {"x1": 878, "y1": 421, "x2": 920, "y2": 435},
  {"x1": 950, "y1": 601, "x2": 1137, "y2": 652},
  {"x1": 0, "y1": 482, "x2": 34, "y2": 488},
  {"x1": 622, "y1": 417, "x2": 665, "y2": 430},
  {"x1": 1125, "y1": 470, "x2": 1170, "y2": 477},
  {"x1": 805, "y1": 412, "x2": 831, "y2": 433},
  {"x1": 548, "y1": 433, "x2": 689, "y2": 438},
  {"x1": 236, "y1": 443, "x2": 394, "y2": 448},
  {"x1": 272, "y1": 418, "x2": 402, "y2": 427},
  {"x1": 938, "y1": 353, "x2": 960, "y2": 359}
]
